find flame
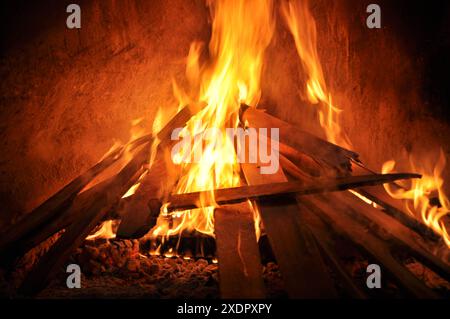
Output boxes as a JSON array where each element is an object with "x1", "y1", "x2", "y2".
[
  {"x1": 86, "y1": 220, "x2": 117, "y2": 241},
  {"x1": 281, "y1": 0, "x2": 450, "y2": 249},
  {"x1": 382, "y1": 150, "x2": 450, "y2": 247},
  {"x1": 121, "y1": 108, "x2": 165, "y2": 200},
  {"x1": 151, "y1": 0, "x2": 274, "y2": 238},
  {"x1": 281, "y1": 0, "x2": 351, "y2": 149}
]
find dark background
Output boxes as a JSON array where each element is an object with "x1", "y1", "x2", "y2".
[{"x1": 381, "y1": 0, "x2": 450, "y2": 121}]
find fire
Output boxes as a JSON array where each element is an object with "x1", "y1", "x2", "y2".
[
  {"x1": 281, "y1": 0, "x2": 449, "y2": 249},
  {"x1": 86, "y1": 220, "x2": 117, "y2": 241},
  {"x1": 281, "y1": 0, "x2": 351, "y2": 149},
  {"x1": 382, "y1": 150, "x2": 450, "y2": 247},
  {"x1": 151, "y1": 0, "x2": 275, "y2": 237}
]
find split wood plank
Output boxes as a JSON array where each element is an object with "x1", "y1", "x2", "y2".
[
  {"x1": 356, "y1": 186, "x2": 441, "y2": 242},
  {"x1": 17, "y1": 103, "x2": 206, "y2": 295},
  {"x1": 18, "y1": 145, "x2": 149, "y2": 296},
  {"x1": 0, "y1": 178, "x2": 113, "y2": 266},
  {"x1": 116, "y1": 156, "x2": 170, "y2": 239},
  {"x1": 337, "y1": 191, "x2": 450, "y2": 282},
  {"x1": 162, "y1": 173, "x2": 420, "y2": 213},
  {"x1": 294, "y1": 199, "x2": 368, "y2": 299},
  {"x1": 279, "y1": 158, "x2": 367, "y2": 298},
  {"x1": 302, "y1": 193, "x2": 439, "y2": 298},
  {"x1": 240, "y1": 162, "x2": 337, "y2": 298},
  {"x1": 214, "y1": 204, "x2": 265, "y2": 299},
  {"x1": 241, "y1": 106, "x2": 358, "y2": 172},
  {"x1": 351, "y1": 163, "x2": 440, "y2": 242},
  {"x1": 2, "y1": 104, "x2": 204, "y2": 263},
  {"x1": 115, "y1": 103, "x2": 206, "y2": 238},
  {"x1": 278, "y1": 143, "x2": 323, "y2": 177},
  {"x1": 0, "y1": 145, "x2": 126, "y2": 258}
]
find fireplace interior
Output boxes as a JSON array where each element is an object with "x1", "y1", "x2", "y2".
[{"x1": 0, "y1": 0, "x2": 450, "y2": 299}]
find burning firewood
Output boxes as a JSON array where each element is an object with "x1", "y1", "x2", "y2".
[
  {"x1": 240, "y1": 105, "x2": 359, "y2": 173},
  {"x1": 240, "y1": 161, "x2": 337, "y2": 298},
  {"x1": 1, "y1": 104, "x2": 204, "y2": 296},
  {"x1": 18, "y1": 145, "x2": 149, "y2": 296},
  {"x1": 0, "y1": 145, "x2": 126, "y2": 265},
  {"x1": 214, "y1": 204, "x2": 265, "y2": 298},
  {"x1": 302, "y1": 193, "x2": 440, "y2": 299},
  {"x1": 117, "y1": 173, "x2": 420, "y2": 241},
  {"x1": 159, "y1": 173, "x2": 421, "y2": 213}
]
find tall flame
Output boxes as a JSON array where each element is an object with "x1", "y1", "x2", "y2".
[
  {"x1": 152, "y1": 0, "x2": 275, "y2": 237},
  {"x1": 281, "y1": 0, "x2": 351, "y2": 149}
]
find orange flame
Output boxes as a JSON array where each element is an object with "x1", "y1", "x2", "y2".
[
  {"x1": 382, "y1": 150, "x2": 450, "y2": 247},
  {"x1": 86, "y1": 220, "x2": 117, "y2": 241},
  {"x1": 151, "y1": 0, "x2": 274, "y2": 237},
  {"x1": 281, "y1": 0, "x2": 351, "y2": 149}
]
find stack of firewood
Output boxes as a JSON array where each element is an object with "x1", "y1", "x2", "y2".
[{"x1": 0, "y1": 103, "x2": 448, "y2": 298}]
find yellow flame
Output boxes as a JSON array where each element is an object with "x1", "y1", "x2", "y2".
[
  {"x1": 382, "y1": 150, "x2": 450, "y2": 247},
  {"x1": 151, "y1": 0, "x2": 274, "y2": 237},
  {"x1": 281, "y1": 0, "x2": 351, "y2": 149},
  {"x1": 86, "y1": 220, "x2": 117, "y2": 241}
]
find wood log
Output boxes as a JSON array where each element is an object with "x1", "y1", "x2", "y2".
[
  {"x1": 240, "y1": 162, "x2": 337, "y2": 298},
  {"x1": 0, "y1": 145, "x2": 126, "y2": 260},
  {"x1": 115, "y1": 170, "x2": 419, "y2": 240},
  {"x1": 162, "y1": 173, "x2": 420, "y2": 213},
  {"x1": 115, "y1": 196, "x2": 164, "y2": 240},
  {"x1": 214, "y1": 204, "x2": 266, "y2": 299},
  {"x1": 351, "y1": 163, "x2": 441, "y2": 242},
  {"x1": 279, "y1": 154, "x2": 312, "y2": 180},
  {"x1": 338, "y1": 191, "x2": 450, "y2": 283},
  {"x1": 278, "y1": 142, "x2": 328, "y2": 177},
  {"x1": 282, "y1": 158, "x2": 367, "y2": 298},
  {"x1": 295, "y1": 200, "x2": 368, "y2": 299},
  {"x1": 356, "y1": 186, "x2": 441, "y2": 242},
  {"x1": 18, "y1": 145, "x2": 149, "y2": 296},
  {"x1": 125, "y1": 102, "x2": 206, "y2": 150},
  {"x1": 115, "y1": 155, "x2": 170, "y2": 239},
  {"x1": 1, "y1": 104, "x2": 204, "y2": 264},
  {"x1": 241, "y1": 106, "x2": 358, "y2": 172},
  {"x1": 302, "y1": 193, "x2": 439, "y2": 298},
  {"x1": 115, "y1": 104, "x2": 206, "y2": 238},
  {"x1": 0, "y1": 178, "x2": 113, "y2": 266}
]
